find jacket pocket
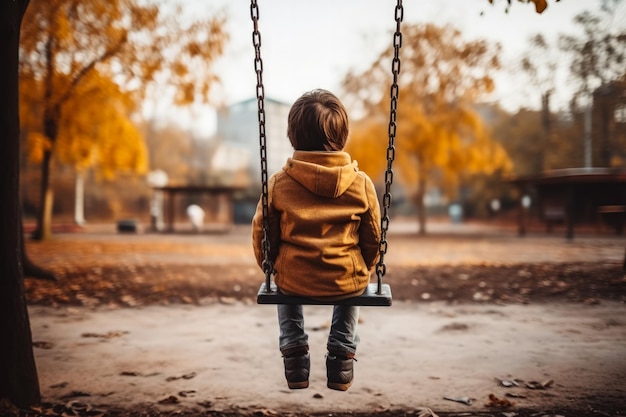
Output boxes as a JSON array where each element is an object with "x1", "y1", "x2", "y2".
[
  {"x1": 275, "y1": 244, "x2": 290, "y2": 285},
  {"x1": 349, "y1": 250, "x2": 366, "y2": 292}
]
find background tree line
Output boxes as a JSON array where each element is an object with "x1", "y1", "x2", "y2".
[
  {"x1": 18, "y1": 0, "x2": 227, "y2": 239},
  {"x1": 343, "y1": 0, "x2": 625, "y2": 232},
  {"x1": 20, "y1": 120, "x2": 216, "y2": 224},
  {"x1": 17, "y1": 1, "x2": 625, "y2": 236}
]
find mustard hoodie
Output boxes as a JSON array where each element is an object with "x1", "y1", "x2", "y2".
[{"x1": 252, "y1": 151, "x2": 381, "y2": 299}]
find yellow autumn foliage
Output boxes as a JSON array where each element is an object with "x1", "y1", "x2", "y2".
[
  {"x1": 347, "y1": 23, "x2": 512, "y2": 187},
  {"x1": 344, "y1": 22, "x2": 512, "y2": 230},
  {"x1": 25, "y1": 132, "x2": 52, "y2": 163},
  {"x1": 19, "y1": 0, "x2": 227, "y2": 176},
  {"x1": 20, "y1": 70, "x2": 146, "y2": 178},
  {"x1": 18, "y1": 0, "x2": 227, "y2": 238}
]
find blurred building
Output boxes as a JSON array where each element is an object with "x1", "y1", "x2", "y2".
[
  {"x1": 211, "y1": 97, "x2": 293, "y2": 187},
  {"x1": 208, "y1": 97, "x2": 293, "y2": 223},
  {"x1": 592, "y1": 80, "x2": 626, "y2": 168}
]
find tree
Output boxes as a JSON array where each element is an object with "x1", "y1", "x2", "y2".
[
  {"x1": 19, "y1": 0, "x2": 227, "y2": 240},
  {"x1": 21, "y1": 71, "x2": 147, "y2": 179},
  {"x1": 491, "y1": 107, "x2": 581, "y2": 174},
  {"x1": 559, "y1": 1, "x2": 626, "y2": 108},
  {"x1": 0, "y1": 0, "x2": 42, "y2": 408},
  {"x1": 494, "y1": 109, "x2": 548, "y2": 176},
  {"x1": 520, "y1": 34, "x2": 559, "y2": 172},
  {"x1": 144, "y1": 122, "x2": 196, "y2": 185},
  {"x1": 344, "y1": 23, "x2": 512, "y2": 234},
  {"x1": 21, "y1": 69, "x2": 148, "y2": 227},
  {"x1": 559, "y1": 1, "x2": 626, "y2": 167}
]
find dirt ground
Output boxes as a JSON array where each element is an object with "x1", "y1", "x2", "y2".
[{"x1": 11, "y1": 221, "x2": 626, "y2": 417}]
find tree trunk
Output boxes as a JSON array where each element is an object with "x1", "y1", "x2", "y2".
[
  {"x1": 0, "y1": 0, "x2": 42, "y2": 408},
  {"x1": 32, "y1": 149, "x2": 54, "y2": 240},
  {"x1": 416, "y1": 175, "x2": 427, "y2": 235},
  {"x1": 21, "y1": 210, "x2": 57, "y2": 281},
  {"x1": 32, "y1": 33, "x2": 62, "y2": 241}
]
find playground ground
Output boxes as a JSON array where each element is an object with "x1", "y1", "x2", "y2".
[{"x1": 13, "y1": 220, "x2": 626, "y2": 417}]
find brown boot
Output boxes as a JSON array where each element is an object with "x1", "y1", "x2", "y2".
[
  {"x1": 326, "y1": 353, "x2": 354, "y2": 391},
  {"x1": 282, "y1": 345, "x2": 310, "y2": 389}
]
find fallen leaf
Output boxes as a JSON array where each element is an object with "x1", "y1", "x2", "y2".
[
  {"x1": 526, "y1": 379, "x2": 554, "y2": 389},
  {"x1": 485, "y1": 393, "x2": 515, "y2": 408},
  {"x1": 415, "y1": 408, "x2": 440, "y2": 417},
  {"x1": 443, "y1": 395, "x2": 474, "y2": 405},
  {"x1": 166, "y1": 371, "x2": 197, "y2": 382},
  {"x1": 81, "y1": 331, "x2": 128, "y2": 339},
  {"x1": 65, "y1": 400, "x2": 91, "y2": 413},
  {"x1": 158, "y1": 395, "x2": 179, "y2": 404},
  {"x1": 197, "y1": 400, "x2": 213, "y2": 408},
  {"x1": 59, "y1": 391, "x2": 91, "y2": 399}
]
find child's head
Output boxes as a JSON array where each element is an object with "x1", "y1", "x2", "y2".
[{"x1": 287, "y1": 89, "x2": 349, "y2": 151}]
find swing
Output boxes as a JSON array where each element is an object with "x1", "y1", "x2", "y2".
[{"x1": 251, "y1": 0, "x2": 403, "y2": 306}]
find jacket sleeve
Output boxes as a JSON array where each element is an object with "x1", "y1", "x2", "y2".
[
  {"x1": 252, "y1": 175, "x2": 281, "y2": 271},
  {"x1": 251, "y1": 195, "x2": 266, "y2": 269},
  {"x1": 359, "y1": 175, "x2": 382, "y2": 270}
]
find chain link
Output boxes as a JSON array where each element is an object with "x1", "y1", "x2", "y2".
[
  {"x1": 375, "y1": 0, "x2": 403, "y2": 293},
  {"x1": 250, "y1": 0, "x2": 273, "y2": 288}
]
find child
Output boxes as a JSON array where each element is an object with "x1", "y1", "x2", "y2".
[{"x1": 252, "y1": 89, "x2": 382, "y2": 391}]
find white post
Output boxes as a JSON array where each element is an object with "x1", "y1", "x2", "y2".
[
  {"x1": 74, "y1": 170, "x2": 86, "y2": 226},
  {"x1": 147, "y1": 170, "x2": 169, "y2": 232},
  {"x1": 151, "y1": 189, "x2": 165, "y2": 231}
]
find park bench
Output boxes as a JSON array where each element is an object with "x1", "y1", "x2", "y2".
[
  {"x1": 597, "y1": 205, "x2": 625, "y2": 235},
  {"x1": 543, "y1": 206, "x2": 566, "y2": 233}
]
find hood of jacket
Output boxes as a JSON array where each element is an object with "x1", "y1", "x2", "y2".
[{"x1": 282, "y1": 151, "x2": 359, "y2": 198}]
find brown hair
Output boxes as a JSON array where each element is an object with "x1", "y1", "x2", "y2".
[{"x1": 287, "y1": 89, "x2": 349, "y2": 151}]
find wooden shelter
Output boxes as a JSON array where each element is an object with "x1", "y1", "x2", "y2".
[
  {"x1": 153, "y1": 185, "x2": 247, "y2": 232},
  {"x1": 509, "y1": 168, "x2": 626, "y2": 239}
]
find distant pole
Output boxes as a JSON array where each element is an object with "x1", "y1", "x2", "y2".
[
  {"x1": 565, "y1": 185, "x2": 575, "y2": 240},
  {"x1": 518, "y1": 194, "x2": 531, "y2": 237},
  {"x1": 584, "y1": 103, "x2": 592, "y2": 168}
]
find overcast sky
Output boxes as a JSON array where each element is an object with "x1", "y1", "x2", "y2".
[{"x1": 161, "y1": 0, "x2": 623, "y2": 136}]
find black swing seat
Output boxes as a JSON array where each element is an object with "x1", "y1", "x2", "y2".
[{"x1": 257, "y1": 282, "x2": 392, "y2": 306}]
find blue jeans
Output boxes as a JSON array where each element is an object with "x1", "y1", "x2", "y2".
[{"x1": 277, "y1": 304, "x2": 360, "y2": 357}]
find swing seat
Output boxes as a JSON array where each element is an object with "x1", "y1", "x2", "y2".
[{"x1": 257, "y1": 282, "x2": 392, "y2": 306}]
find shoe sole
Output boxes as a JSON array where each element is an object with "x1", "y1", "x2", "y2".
[
  {"x1": 327, "y1": 381, "x2": 352, "y2": 391},
  {"x1": 288, "y1": 380, "x2": 309, "y2": 389}
]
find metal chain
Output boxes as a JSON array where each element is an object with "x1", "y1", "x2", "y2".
[
  {"x1": 375, "y1": 0, "x2": 403, "y2": 294},
  {"x1": 250, "y1": 0, "x2": 272, "y2": 290}
]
